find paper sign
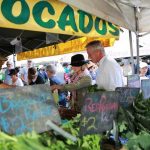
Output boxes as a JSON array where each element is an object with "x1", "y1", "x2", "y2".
[
  {"x1": 127, "y1": 74, "x2": 140, "y2": 88},
  {"x1": 116, "y1": 87, "x2": 140, "y2": 107},
  {"x1": 141, "y1": 79, "x2": 150, "y2": 99}
]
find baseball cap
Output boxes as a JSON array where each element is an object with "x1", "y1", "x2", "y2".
[{"x1": 139, "y1": 61, "x2": 148, "y2": 68}]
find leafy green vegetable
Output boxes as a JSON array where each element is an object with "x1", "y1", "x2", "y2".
[
  {"x1": 125, "y1": 131, "x2": 150, "y2": 150},
  {"x1": 0, "y1": 115, "x2": 101, "y2": 150},
  {"x1": 118, "y1": 94, "x2": 150, "y2": 149}
]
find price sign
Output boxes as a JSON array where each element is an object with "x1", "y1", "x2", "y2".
[
  {"x1": 116, "y1": 87, "x2": 140, "y2": 107},
  {"x1": 141, "y1": 79, "x2": 150, "y2": 99},
  {"x1": 127, "y1": 74, "x2": 140, "y2": 88},
  {"x1": 80, "y1": 91, "x2": 119, "y2": 136},
  {"x1": 0, "y1": 84, "x2": 61, "y2": 135}
]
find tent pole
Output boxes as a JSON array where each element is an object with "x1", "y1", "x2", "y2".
[
  {"x1": 13, "y1": 49, "x2": 16, "y2": 68},
  {"x1": 134, "y1": 7, "x2": 140, "y2": 74},
  {"x1": 136, "y1": 32, "x2": 140, "y2": 74},
  {"x1": 129, "y1": 31, "x2": 135, "y2": 75}
]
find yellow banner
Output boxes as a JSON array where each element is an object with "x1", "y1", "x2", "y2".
[
  {"x1": 17, "y1": 37, "x2": 115, "y2": 60},
  {"x1": 0, "y1": 0, "x2": 119, "y2": 38}
]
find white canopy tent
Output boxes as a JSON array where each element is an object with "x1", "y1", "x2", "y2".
[
  {"x1": 60, "y1": 0, "x2": 150, "y2": 33},
  {"x1": 60, "y1": 0, "x2": 150, "y2": 73}
]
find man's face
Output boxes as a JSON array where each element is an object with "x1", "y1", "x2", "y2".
[
  {"x1": 87, "y1": 47, "x2": 99, "y2": 63},
  {"x1": 11, "y1": 74, "x2": 17, "y2": 81},
  {"x1": 7, "y1": 63, "x2": 12, "y2": 69},
  {"x1": 27, "y1": 61, "x2": 32, "y2": 68},
  {"x1": 46, "y1": 70, "x2": 53, "y2": 78}
]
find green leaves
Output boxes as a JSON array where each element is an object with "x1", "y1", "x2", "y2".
[
  {"x1": 118, "y1": 95, "x2": 150, "y2": 150},
  {"x1": 125, "y1": 131, "x2": 150, "y2": 150},
  {"x1": 119, "y1": 121, "x2": 127, "y2": 133},
  {"x1": 0, "y1": 114, "x2": 102, "y2": 150}
]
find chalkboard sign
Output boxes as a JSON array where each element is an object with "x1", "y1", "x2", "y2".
[
  {"x1": 127, "y1": 74, "x2": 140, "y2": 88},
  {"x1": 116, "y1": 87, "x2": 140, "y2": 107},
  {"x1": 141, "y1": 79, "x2": 150, "y2": 99},
  {"x1": 80, "y1": 91, "x2": 119, "y2": 136},
  {"x1": 0, "y1": 84, "x2": 61, "y2": 135}
]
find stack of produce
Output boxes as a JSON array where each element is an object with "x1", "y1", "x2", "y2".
[
  {"x1": 0, "y1": 115, "x2": 102, "y2": 150},
  {"x1": 118, "y1": 94, "x2": 150, "y2": 150}
]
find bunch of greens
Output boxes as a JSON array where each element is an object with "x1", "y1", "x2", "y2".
[
  {"x1": 87, "y1": 85, "x2": 105, "y2": 92},
  {"x1": 118, "y1": 94, "x2": 150, "y2": 150},
  {"x1": 0, "y1": 114, "x2": 102, "y2": 150},
  {"x1": 125, "y1": 131, "x2": 150, "y2": 150}
]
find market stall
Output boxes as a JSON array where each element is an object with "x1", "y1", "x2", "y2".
[
  {"x1": 0, "y1": 0, "x2": 119, "y2": 62},
  {"x1": 2, "y1": 1, "x2": 150, "y2": 150},
  {"x1": 60, "y1": 0, "x2": 150, "y2": 73}
]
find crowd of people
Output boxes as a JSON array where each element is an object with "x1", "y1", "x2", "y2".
[{"x1": 1, "y1": 40, "x2": 150, "y2": 113}]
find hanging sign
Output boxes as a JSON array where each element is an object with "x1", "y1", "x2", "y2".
[
  {"x1": 0, "y1": 0, "x2": 119, "y2": 38},
  {"x1": 17, "y1": 37, "x2": 115, "y2": 60}
]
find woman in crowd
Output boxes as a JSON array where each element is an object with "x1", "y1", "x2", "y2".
[
  {"x1": 62, "y1": 62, "x2": 71, "y2": 84},
  {"x1": 8, "y1": 67, "x2": 24, "y2": 87},
  {"x1": 51, "y1": 54, "x2": 92, "y2": 111},
  {"x1": 28, "y1": 67, "x2": 45, "y2": 85},
  {"x1": 139, "y1": 61, "x2": 150, "y2": 80}
]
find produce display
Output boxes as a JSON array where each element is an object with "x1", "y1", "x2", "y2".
[
  {"x1": 0, "y1": 85, "x2": 150, "y2": 150},
  {"x1": 0, "y1": 115, "x2": 102, "y2": 150},
  {"x1": 118, "y1": 94, "x2": 150, "y2": 150}
]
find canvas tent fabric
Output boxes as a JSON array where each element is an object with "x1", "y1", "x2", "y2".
[{"x1": 60, "y1": 0, "x2": 150, "y2": 33}]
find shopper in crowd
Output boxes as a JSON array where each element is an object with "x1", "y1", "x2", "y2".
[
  {"x1": 28, "y1": 67, "x2": 45, "y2": 85},
  {"x1": 87, "y1": 61, "x2": 97, "y2": 80},
  {"x1": 51, "y1": 54, "x2": 92, "y2": 111},
  {"x1": 139, "y1": 61, "x2": 150, "y2": 80},
  {"x1": 8, "y1": 67, "x2": 24, "y2": 87},
  {"x1": 4, "y1": 61, "x2": 13, "y2": 85},
  {"x1": 46, "y1": 64, "x2": 67, "y2": 107},
  {"x1": 38, "y1": 65, "x2": 48, "y2": 83},
  {"x1": 86, "y1": 40, "x2": 124, "y2": 91},
  {"x1": 62, "y1": 62, "x2": 71, "y2": 84},
  {"x1": 55, "y1": 62, "x2": 66, "y2": 84},
  {"x1": 20, "y1": 60, "x2": 33, "y2": 85}
]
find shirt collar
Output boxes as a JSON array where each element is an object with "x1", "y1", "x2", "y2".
[{"x1": 98, "y1": 56, "x2": 106, "y2": 66}]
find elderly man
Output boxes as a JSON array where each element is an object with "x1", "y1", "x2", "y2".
[
  {"x1": 20, "y1": 60, "x2": 33, "y2": 85},
  {"x1": 86, "y1": 40, "x2": 124, "y2": 91},
  {"x1": 4, "y1": 61, "x2": 13, "y2": 85},
  {"x1": 46, "y1": 64, "x2": 67, "y2": 107}
]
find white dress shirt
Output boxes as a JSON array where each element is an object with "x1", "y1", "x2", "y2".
[
  {"x1": 20, "y1": 67, "x2": 28, "y2": 83},
  {"x1": 11, "y1": 78, "x2": 24, "y2": 87},
  {"x1": 96, "y1": 56, "x2": 124, "y2": 91}
]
